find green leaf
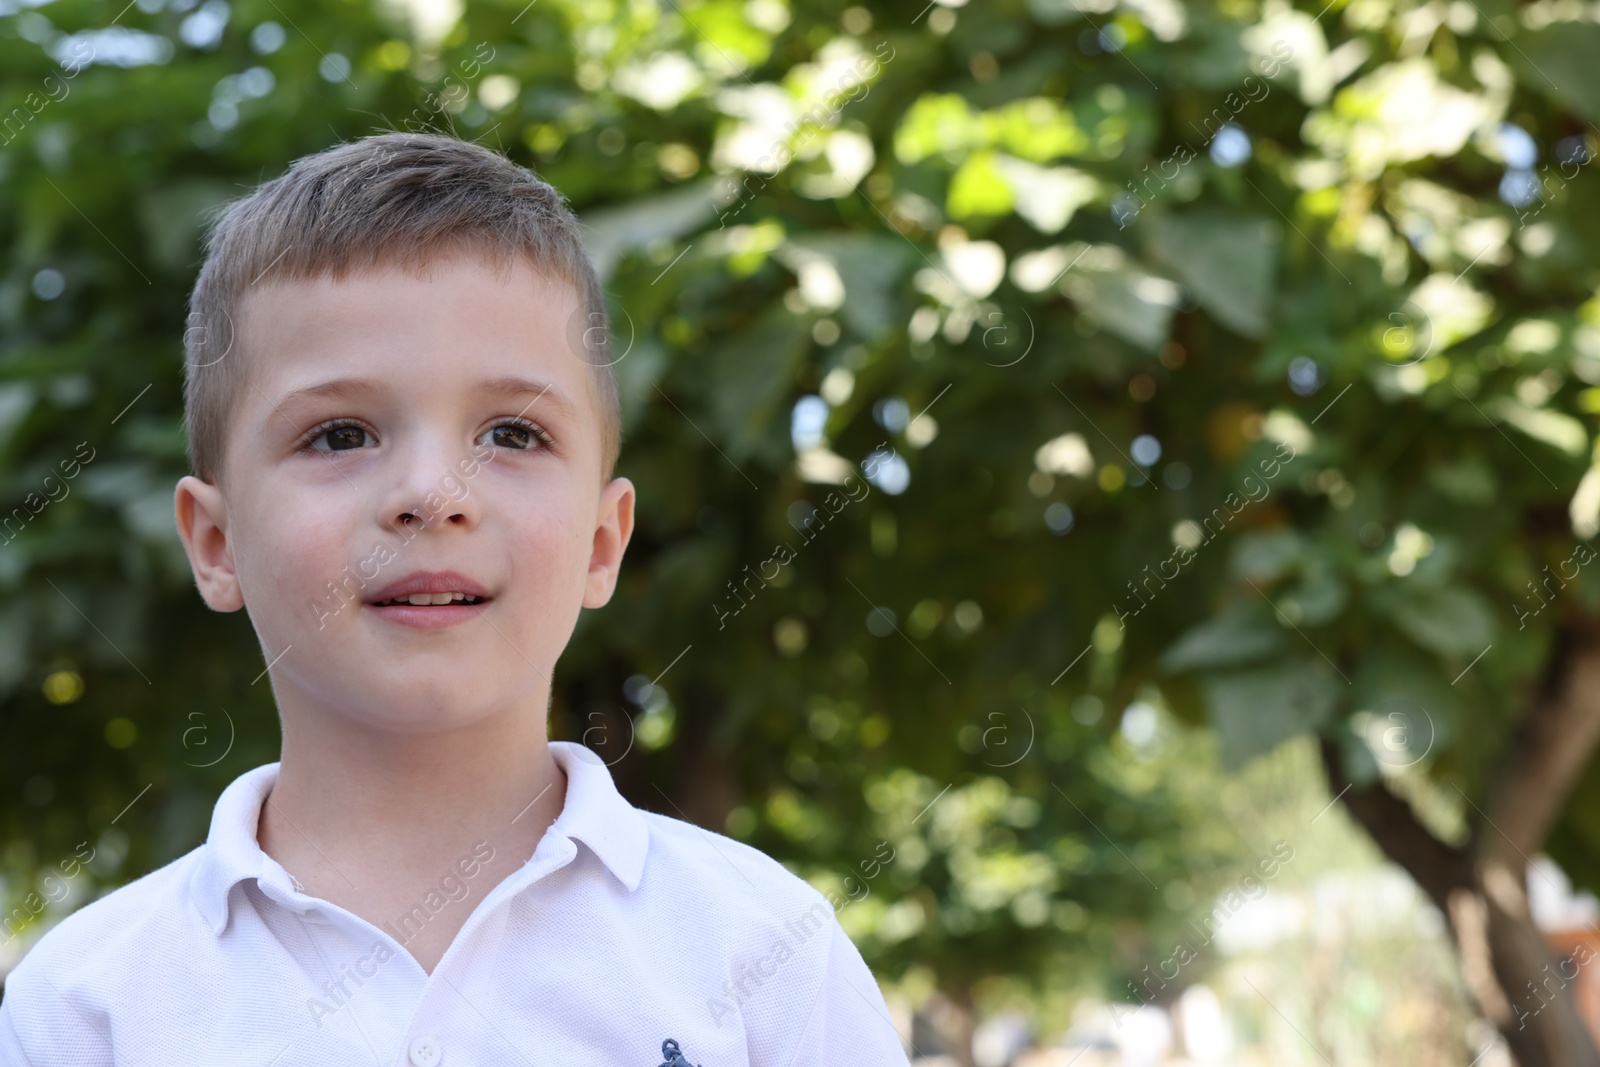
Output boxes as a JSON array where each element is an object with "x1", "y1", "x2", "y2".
[
  {"x1": 784, "y1": 234, "x2": 916, "y2": 338},
  {"x1": 1145, "y1": 211, "x2": 1279, "y2": 338},
  {"x1": 1202, "y1": 660, "x2": 1340, "y2": 770},
  {"x1": 1426, "y1": 457, "x2": 1497, "y2": 505},
  {"x1": 580, "y1": 179, "x2": 722, "y2": 281},
  {"x1": 702, "y1": 304, "x2": 810, "y2": 463},
  {"x1": 1229, "y1": 530, "x2": 1306, "y2": 584},
  {"x1": 1023, "y1": 0, "x2": 1085, "y2": 25},
  {"x1": 1278, "y1": 569, "x2": 1347, "y2": 627},
  {"x1": 1165, "y1": 25, "x2": 1255, "y2": 89},
  {"x1": 1486, "y1": 398, "x2": 1588, "y2": 457},
  {"x1": 1350, "y1": 647, "x2": 1459, "y2": 769},
  {"x1": 1516, "y1": 23, "x2": 1600, "y2": 122},
  {"x1": 894, "y1": 93, "x2": 982, "y2": 164},
  {"x1": 948, "y1": 150, "x2": 1015, "y2": 219},
  {"x1": 1160, "y1": 604, "x2": 1286, "y2": 674},
  {"x1": 1060, "y1": 246, "x2": 1179, "y2": 351},
  {"x1": 1390, "y1": 586, "x2": 1496, "y2": 657},
  {"x1": 994, "y1": 156, "x2": 1100, "y2": 234}
]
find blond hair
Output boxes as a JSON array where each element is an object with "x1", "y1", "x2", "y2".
[{"x1": 182, "y1": 132, "x2": 620, "y2": 485}]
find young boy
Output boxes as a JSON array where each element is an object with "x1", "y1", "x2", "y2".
[{"x1": 0, "y1": 133, "x2": 911, "y2": 1066}]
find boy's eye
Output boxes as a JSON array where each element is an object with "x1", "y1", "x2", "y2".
[
  {"x1": 299, "y1": 418, "x2": 551, "y2": 453},
  {"x1": 486, "y1": 424, "x2": 532, "y2": 450},
  {"x1": 303, "y1": 422, "x2": 375, "y2": 452},
  {"x1": 478, "y1": 418, "x2": 553, "y2": 451}
]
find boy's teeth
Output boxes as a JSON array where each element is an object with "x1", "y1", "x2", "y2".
[{"x1": 380, "y1": 592, "x2": 479, "y2": 606}]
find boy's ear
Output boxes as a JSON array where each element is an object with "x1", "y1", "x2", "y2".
[
  {"x1": 583, "y1": 476, "x2": 635, "y2": 609},
  {"x1": 175, "y1": 476, "x2": 244, "y2": 612}
]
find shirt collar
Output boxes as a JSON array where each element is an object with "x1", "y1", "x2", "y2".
[
  {"x1": 546, "y1": 740, "x2": 650, "y2": 893},
  {"x1": 189, "y1": 741, "x2": 649, "y2": 938}
]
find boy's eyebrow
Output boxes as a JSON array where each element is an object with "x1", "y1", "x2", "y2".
[{"x1": 270, "y1": 375, "x2": 580, "y2": 421}]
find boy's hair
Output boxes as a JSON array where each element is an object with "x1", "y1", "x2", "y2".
[{"x1": 182, "y1": 132, "x2": 621, "y2": 486}]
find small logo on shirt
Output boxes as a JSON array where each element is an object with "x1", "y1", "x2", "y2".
[{"x1": 657, "y1": 1038, "x2": 701, "y2": 1067}]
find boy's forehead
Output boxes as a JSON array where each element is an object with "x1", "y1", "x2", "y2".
[
  {"x1": 241, "y1": 252, "x2": 577, "y2": 341},
  {"x1": 234, "y1": 255, "x2": 594, "y2": 410}
]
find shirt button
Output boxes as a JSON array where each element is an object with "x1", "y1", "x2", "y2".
[{"x1": 408, "y1": 1037, "x2": 442, "y2": 1066}]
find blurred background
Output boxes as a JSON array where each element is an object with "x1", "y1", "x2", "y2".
[{"x1": 5, "y1": 0, "x2": 1600, "y2": 1063}]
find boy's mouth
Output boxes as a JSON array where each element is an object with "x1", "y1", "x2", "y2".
[{"x1": 363, "y1": 571, "x2": 494, "y2": 622}]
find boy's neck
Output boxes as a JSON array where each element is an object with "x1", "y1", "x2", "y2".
[{"x1": 254, "y1": 702, "x2": 568, "y2": 904}]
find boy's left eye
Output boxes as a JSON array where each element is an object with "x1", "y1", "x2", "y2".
[{"x1": 477, "y1": 418, "x2": 554, "y2": 451}]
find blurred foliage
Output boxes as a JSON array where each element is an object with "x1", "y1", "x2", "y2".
[{"x1": 5, "y1": 0, "x2": 1600, "y2": 1030}]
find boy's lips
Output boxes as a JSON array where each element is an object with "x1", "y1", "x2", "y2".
[
  {"x1": 364, "y1": 570, "x2": 493, "y2": 628},
  {"x1": 365, "y1": 569, "x2": 492, "y2": 605}
]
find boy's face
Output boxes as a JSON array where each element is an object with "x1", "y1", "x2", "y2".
[{"x1": 174, "y1": 252, "x2": 634, "y2": 735}]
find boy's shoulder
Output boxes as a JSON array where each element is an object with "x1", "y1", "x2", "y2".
[
  {"x1": 1, "y1": 844, "x2": 211, "y2": 1055},
  {"x1": 1, "y1": 844, "x2": 207, "y2": 1011},
  {"x1": 635, "y1": 807, "x2": 833, "y2": 919},
  {"x1": 551, "y1": 741, "x2": 837, "y2": 936},
  {"x1": 627, "y1": 811, "x2": 882, "y2": 1049}
]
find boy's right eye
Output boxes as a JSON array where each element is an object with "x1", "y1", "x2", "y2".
[{"x1": 300, "y1": 420, "x2": 376, "y2": 452}]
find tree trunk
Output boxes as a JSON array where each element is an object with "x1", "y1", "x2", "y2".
[
  {"x1": 1455, "y1": 865, "x2": 1600, "y2": 1066},
  {"x1": 1322, "y1": 640, "x2": 1600, "y2": 1067},
  {"x1": 1320, "y1": 620, "x2": 1600, "y2": 1065}
]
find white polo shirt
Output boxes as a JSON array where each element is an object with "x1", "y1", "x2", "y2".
[{"x1": 0, "y1": 741, "x2": 911, "y2": 1066}]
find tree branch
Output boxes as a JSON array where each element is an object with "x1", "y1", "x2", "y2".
[
  {"x1": 1484, "y1": 616, "x2": 1600, "y2": 863},
  {"x1": 1319, "y1": 737, "x2": 1468, "y2": 908}
]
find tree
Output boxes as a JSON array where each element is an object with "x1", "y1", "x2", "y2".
[{"x1": 550, "y1": 0, "x2": 1600, "y2": 1060}]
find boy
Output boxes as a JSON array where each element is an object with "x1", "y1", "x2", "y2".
[{"x1": 0, "y1": 133, "x2": 911, "y2": 1066}]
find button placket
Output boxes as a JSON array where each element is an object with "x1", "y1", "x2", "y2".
[
  {"x1": 416, "y1": 834, "x2": 581, "y2": 981},
  {"x1": 380, "y1": 836, "x2": 580, "y2": 1064}
]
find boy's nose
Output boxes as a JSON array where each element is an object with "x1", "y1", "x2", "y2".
[
  {"x1": 391, "y1": 492, "x2": 477, "y2": 533},
  {"x1": 379, "y1": 439, "x2": 483, "y2": 534}
]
